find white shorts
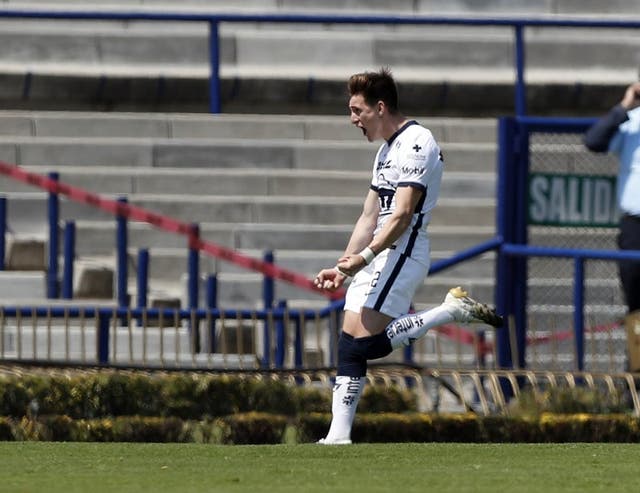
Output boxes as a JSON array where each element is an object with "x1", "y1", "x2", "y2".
[{"x1": 344, "y1": 248, "x2": 429, "y2": 319}]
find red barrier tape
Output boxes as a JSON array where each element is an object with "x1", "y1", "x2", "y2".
[
  {"x1": 434, "y1": 320, "x2": 623, "y2": 357},
  {"x1": 0, "y1": 161, "x2": 345, "y2": 301}
]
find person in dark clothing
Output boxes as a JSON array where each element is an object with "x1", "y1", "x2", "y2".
[{"x1": 583, "y1": 81, "x2": 640, "y2": 314}]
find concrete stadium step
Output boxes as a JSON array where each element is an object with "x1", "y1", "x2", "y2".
[
  {"x1": 0, "y1": 136, "x2": 497, "y2": 173},
  {"x1": 1, "y1": 166, "x2": 496, "y2": 200},
  {"x1": 58, "y1": 222, "x2": 496, "y2": 256},
  {"x1": 0, "y1": 271, "x2": 46, "y2": 300},
  {"x1": 0, "y1": 15, "x2": 638, "y2": 74},
  {"x1": 0, "y1": 111, "x2": 497, "y2": 144},
  {"x1": 4, "y1": 193, "x2": 496, "y2": 229},
  {"x1": 0, "y1": 11, "x2": 638, "y2": 114}
]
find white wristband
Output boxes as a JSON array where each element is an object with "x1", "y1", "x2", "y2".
[
  {"x1": 334, "y1": 266, "x2": 351, "y2": 278},
  {"x1": 358, "y1": 246, "x2": 376, "y2": 265}
]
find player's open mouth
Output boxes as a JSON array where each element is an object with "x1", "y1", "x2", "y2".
[{"x1": 360, "y1": 127, "x2": 367, "y2": 136}]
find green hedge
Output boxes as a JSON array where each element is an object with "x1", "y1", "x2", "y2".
[
  {"x1": 297, "y1": 412, "x2": 640, "y2": 443},
  {"x1": 2, "y1": 371, "x2": 638, "y2": 443},
  {"x1": 0, "y1": 372, "x2": 417, "y2": 419},
  {"x1": 2, "y1": 412, "x2": 640, "y2": 443}
]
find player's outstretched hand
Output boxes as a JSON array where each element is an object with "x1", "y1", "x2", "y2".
[{"x1": 314, "y1": 267, "x2": 348, "y2": 292}]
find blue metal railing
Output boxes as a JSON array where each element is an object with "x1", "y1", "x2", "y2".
[
  {"x1": 0, "y1": 305, "x2": 338, "y2": 367},
  {"x1": 2, "y1": 8, "x2": 640, "y2": 114},
  {"x1": 502, "y1": 244, "x2": 640, "y2": 371}
]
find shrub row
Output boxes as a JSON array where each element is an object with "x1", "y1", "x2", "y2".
[
  {"x1": 0, "y1": 412, "x2": 287, "y2": 444},
  {"x1": 2, "y1": 412, "x2": 640, "y2": 443},
  {"x1": 0, "y1": 372, "x2": 417, "y2": 419}
]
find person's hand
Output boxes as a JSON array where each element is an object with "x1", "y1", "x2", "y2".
[
  {"x1": 335, "y1": 253, "x2": 368, "y2": 277},
  {"x1": 621, "y1": 82, "x2": 640, "y2": 110},
  {"x1": 314, "y1": 267, "x2": 348, "y2": 292}
]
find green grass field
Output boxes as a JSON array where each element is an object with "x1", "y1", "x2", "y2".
[{"x1": 0, "y1": 442, "x2": 637, "y2": 493}]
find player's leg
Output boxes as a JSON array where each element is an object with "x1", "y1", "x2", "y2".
[
  {"x1": 319, "y1": 328, "x2": 368, "y2": 445},
  {"x1": 385, "y1": 286, "x2": 504, "y2": 350},
  {"x1": 320, "y1": 262, "x2": 395, "y2": 445}
]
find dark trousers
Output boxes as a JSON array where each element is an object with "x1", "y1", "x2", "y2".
[{"x1": 618, "y1": 214, "x2": 640, "y2": 313}]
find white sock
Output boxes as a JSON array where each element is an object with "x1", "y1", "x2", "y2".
[
  {"x1": 385, "y1": 305, "x2": 455, "y2": 350},
  {"x1": 323, "y1": 376, "x2": 365, "y2": 443}
]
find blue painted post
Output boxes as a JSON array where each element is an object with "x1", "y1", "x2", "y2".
[
  {"x1": 0, "y1": 197, "x2": 6, "y2": 270},
  {"x1": 188, "y1": 223, "x2": 200, "y2": 310},
  {"x1": 513, "y1": 120, "x2": 530, "y2": 370},
  {"x1": 62, "y1": 221, "x2": 75, "y2": 299},
  {"x1": 262, "y1": 251, "x2": 275, "y2": 368},
  {"x1": 135, "y1": 248, "x2": 149, "y2": 328},
  {"x1": 495, "y1": 117, "x2": 515, "y2": 370},
  {"x1": 136, "y1": 249, "x2": 149, "y2": 309},
  {"x1": 275, "y1": 300, "x2": 287, "y2": 368},
  {"x1": 188, "y1": 223, "x2": 200, "y2": 351},
  {"x1": 116, "y1": 197, "x2": 128, "y2": 308},
  {"x1": 574, "y1": 257, "x2": 585, "y2": 371},
  {"x1": 47, "y1": 172, "x2": 60, "y2": 299},
  {"x1": 206, "y1": 274, "x2": 217, "y2": 353},
  {"x1": 97, "y1": 312, "x2": 110, "y2": 365},
  {"x1": 514, "y1": 24, "x2": 527, "y2": 116},
  {"x1": 208, "y1": 20, "x2": 221, "y2": 114},
  {"x1": 263, "y1": 250, "x2": 275, "y2": 309}
]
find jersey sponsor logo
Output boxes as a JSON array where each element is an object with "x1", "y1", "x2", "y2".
[{"x1": 401, "y1": 165, "x2": 425, "y2": 175}]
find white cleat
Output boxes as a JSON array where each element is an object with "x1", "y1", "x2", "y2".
[
  {"x1": 443, "y1": 286, "x2": 503, "y2": 328},
  {"x1": 317, "y1": 437, "x2": 352, "y2": 445}
]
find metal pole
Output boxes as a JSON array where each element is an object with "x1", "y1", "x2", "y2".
[
  {"x1": 208, "y1": 20, "x2": 221, "y2": 113},
  {"x1": 514, "y1": 24, "x2": 527, "y2": 116},
  {"x1": 62, "y1": 221, "x2": 75, "y2": 299},
  {"x1": 136, "y1": 248, "x2": 149, "y2": 309},
  {"x1": 0, "y1": 197, "x2": 6, "y2": 270},
  {"x1": 495, "y1": 117, "x2": 515, "y2": 369},
  {"x1": 188, "y1": 223, "x2": 200, "y2": 310},
  {"x1": 97, "y1": 312, "x2": 110, "y2": 365},
  {"x1": 116, "y1": 197, "x2": 128, "y2": 308},
  {"x1": 275, "y1": 300, "x2": 287, "y2": 368},
  {"x1": 206, "y1": 274, "x2": 217, "y2": 353},
  {"x1": 47, "y1": 172, "x2": 60, "y2": 299},
  {"x1": 574, "y1": 257, "x2": 585, "y2": 371},
  {"x1": 263, "y1": 250, "x2": 275, "y2": 309}
]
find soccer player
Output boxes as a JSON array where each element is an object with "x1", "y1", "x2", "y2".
[{"x1": 313, "y1": 67, "x2": 503, "y2": 445}]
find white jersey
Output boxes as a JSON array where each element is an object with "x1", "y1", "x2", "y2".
[{"x1": 370, "y1": 120, "x2": 443, "y2": 266}]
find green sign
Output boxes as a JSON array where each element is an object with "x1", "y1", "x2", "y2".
[{"x1": 528, "y1": 173, "x2": 619, "y2": 227}]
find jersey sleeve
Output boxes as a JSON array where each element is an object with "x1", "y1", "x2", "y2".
[{"x1": 396, "y1": 130, "x2": 441, "y2": 191}]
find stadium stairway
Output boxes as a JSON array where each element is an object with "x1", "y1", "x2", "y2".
[{"x1": 0, "y1": 0, "x2": 640, "y2": 115}]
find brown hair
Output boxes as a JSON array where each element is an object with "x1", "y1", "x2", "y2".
[{"x1": 348, "y1": 67, "x2": 399, "y2": 114}]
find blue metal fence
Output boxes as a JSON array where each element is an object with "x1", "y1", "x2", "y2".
[{"x1": 497, "y1": 116, "x2": 640, "y2": 372}]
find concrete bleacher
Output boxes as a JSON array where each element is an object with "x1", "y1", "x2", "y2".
[
  {"x1": 0, "y1": 2, "x2": 632, "y2": 372},
  {"x1": 0, "y1": 1, "x2": 640, "y2": 115},
  {"x1": 0, "y1": 109, "x2": 626, "y2": 330},
  {"x1": 0, "y1": 109, "x2": 499, "y2": 310}
]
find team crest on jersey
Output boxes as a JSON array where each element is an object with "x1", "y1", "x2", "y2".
[{"x1": 376, "y1": 159, "x2": 392, "y2": 171}]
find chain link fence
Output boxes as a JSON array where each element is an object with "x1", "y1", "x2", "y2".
[{"x1": 527, "y1": 131, "x2": 626, "y2": 372}]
